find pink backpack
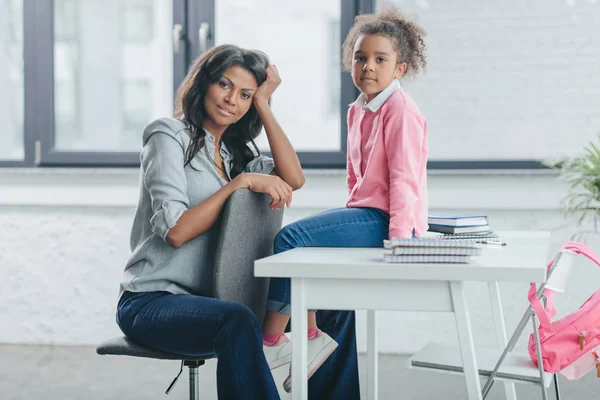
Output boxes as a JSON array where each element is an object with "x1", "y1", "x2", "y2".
[{"x1": 528, "y1": 241, "x2": 600, "y2": 380}]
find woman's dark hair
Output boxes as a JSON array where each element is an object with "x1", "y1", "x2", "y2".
[
  {"x1": 174, "y1": 44, "x2": 269, "y2": 178},
  {"x1": 342, "y1": 5, "x2": 427, "y2": 78}
]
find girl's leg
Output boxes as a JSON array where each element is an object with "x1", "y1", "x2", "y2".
[
  {"x1": 117, "y1": 291, "x2": 279, "y2": 400},
  {"x1": 265, "y1": 207, "x2": 389, "y2": 320},
  {"x1": 264, "y1": 207, "x2": 389, "y2": 397},
  {"x1": 262, "y1": 310, "x2": 317, "y2": 334}
]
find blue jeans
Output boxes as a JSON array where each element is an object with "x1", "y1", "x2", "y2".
[
  {"x1": 267, "y1": 207, "x2": 390, "y2": 314},
  {"x1": 116, "y1": 291, "x2": 279, "y2": 400},
  {"x1": 267, "y1": 207, "x2": 390, "y2": 400}
]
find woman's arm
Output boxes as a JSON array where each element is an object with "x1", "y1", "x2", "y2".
[
  {"x1": 141, "y1": 125, "x2": 254, "y2": 248},
  {"x1": 166, "y1": 175, "x2": 248, "y2": 248},
  {"x1": 168, "y1": 172, "x2": 296, "y2": 247},
  {"x1": 253, "y1": 65, "x2": 305, "y2": 190},
  {"x1": 144, "y1": 122, "x2": 293, "y2": 249}
]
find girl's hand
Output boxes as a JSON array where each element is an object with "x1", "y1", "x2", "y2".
[
  {"x1": 241, "y1": 173, "x2": 292, "y2": 209},
  {"x1": 253, "y1": 65, "x2": 281, "y2": 106}
]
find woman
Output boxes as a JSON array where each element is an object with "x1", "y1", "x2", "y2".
[{"x1": 116, "y1": 44, "x2": 304, "y2": 399}]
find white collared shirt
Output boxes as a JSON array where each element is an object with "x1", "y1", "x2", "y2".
[{"x1": 353, "y1": 79, "x2": 401, "y2": 112}]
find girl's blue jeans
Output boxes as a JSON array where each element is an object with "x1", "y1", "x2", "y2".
[
  {"x1": 266, "y1": 207, "x2": 390, "y2": 399},
  {"x1": 267, "y1": 207, "x2": 390, "y2": 314}
]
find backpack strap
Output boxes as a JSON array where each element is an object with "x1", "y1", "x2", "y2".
[
  {"x1": 528, "y1": 241, "x2": 600, "y2": 331},
  {"x1": 528, "y1": 278, "x2": 554, "y2": 330}
]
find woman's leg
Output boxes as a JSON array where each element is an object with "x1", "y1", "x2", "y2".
[
  {"x1": 309, "y1": 310, "x2": 359, "y2": 399},
  {"x1": 265, "y1": 207, "x2": 389, "y2": 398},
  {"x1": 117, "y1": 291, "x2": 280, "y2": 400}
]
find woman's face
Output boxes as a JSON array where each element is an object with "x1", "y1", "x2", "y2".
[{"x1": 203, "y1": 65, "x2": 258, "y2": 134}]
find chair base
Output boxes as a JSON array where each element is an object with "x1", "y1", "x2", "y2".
[
  {"x1": 184, "y1": 360, "x2": 204, "y2": 400},
  {"x1": 166, "y1": 360, "x2": 206, "y2": 400}
]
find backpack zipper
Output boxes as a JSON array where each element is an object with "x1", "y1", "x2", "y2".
[
  {"x1": 576, "y1": 315, "x2": 600, "y2": 351},
  {"x1": 593, "y1": 350, "x2": 600, "y2": 378}
]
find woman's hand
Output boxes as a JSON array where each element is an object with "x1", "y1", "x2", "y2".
[
  {"x1": 237, "y1": 173, "x2": 292, "y2": 209},
  {"x1": 253, "y1": 64, "x2": 281, "y2": 106}
]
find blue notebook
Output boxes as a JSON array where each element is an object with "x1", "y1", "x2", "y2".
[{"x1": 427, "y1": 213, "x2": 488, "y2": 227}]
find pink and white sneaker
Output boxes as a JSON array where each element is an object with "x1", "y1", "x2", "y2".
[
  {"x1": 282, "y1": 329, "x2": 338, "y2": 393},
  {"x1": 263, "y1": 334, "x2": 292, "y2": 370}
]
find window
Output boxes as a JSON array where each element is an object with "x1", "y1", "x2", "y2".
[
  {"x1": 0, "y1": 0, "x2": 24, "y2": 161},
  {"x1": 2, "y1": 0, "x2": 370, "y2": 168},
  {"x1": 199, "y1": 0, "x2": 371, "y2": 167},
  {"x1": 215, "y1": 0, "x2": 342, "y2": 152},
  {"x1": 53, "y1": 0, "x2": 172, "y2": 153}
]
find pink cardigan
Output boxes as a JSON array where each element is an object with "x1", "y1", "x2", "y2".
[{"x1": 346, "y1": 87, "x2": 428, "y2": 239}]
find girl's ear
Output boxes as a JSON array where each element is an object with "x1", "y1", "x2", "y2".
[{"x1": 395, "y1": 62, "x2": 407, "y2": 79}]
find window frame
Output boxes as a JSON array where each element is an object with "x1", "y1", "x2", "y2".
[{"x1": 1, "y1": 0, "x2": 548, "y2": 170}]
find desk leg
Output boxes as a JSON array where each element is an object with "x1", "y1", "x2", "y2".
[
  {"x1": 367, "y1": 310, "x2": 378, "y2": 400},
  {"x1": 450, "y1": 281, "x2": 483, "y2": 400},
  {"x1": 291, "y1": 278, "x2": 308, "y2": 400},
  {"x1": 488, "y1": 281, "x2": 517, "y2": 400}
]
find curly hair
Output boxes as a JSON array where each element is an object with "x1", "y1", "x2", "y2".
[
  {"x1": 342, "y1": 5, "x2": 427, "y2": 78},
  {"x1": 173, "y1": 45, "x2": 269, "y2": 178}
]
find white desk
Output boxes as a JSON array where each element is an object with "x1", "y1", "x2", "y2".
[{"x1": 255, "y1": 231, "x2": 550, "y2": 400}]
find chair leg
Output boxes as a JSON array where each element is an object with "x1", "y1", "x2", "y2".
[
  {"x1": 482, "y1": 307, "x2": 536, "y2": 398},
  {"x1": 553, "y1": 374, "x2": 561, "y2": 400},
  {"x1": 531, "y1": 314, "x2": 548, "y2": 400},
  {"x1": 184, "y1": 360, "x2": 205, "y2": 400}
]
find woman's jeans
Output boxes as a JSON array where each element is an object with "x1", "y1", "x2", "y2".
[
  {"x1": 267, "y1": 207, "x2": 390, "y2": 400},
  {"x1": 116, "y1": 291, "x2": 279, "y2": 400}
]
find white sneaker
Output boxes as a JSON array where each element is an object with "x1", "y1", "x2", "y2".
[
  {"x1": 283, "y1": 330, "x2": 338, "y2": 393},
  {"x1": 263, "y1": 334, "x2": 292, "y2": 370}
]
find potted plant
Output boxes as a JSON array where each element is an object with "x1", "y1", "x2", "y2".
[{"x1": 544, "y1": 135, "x2": 600, "y2": 238}]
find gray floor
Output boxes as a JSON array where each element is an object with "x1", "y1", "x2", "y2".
[{"x1": 0, "y1": 344, "x2": 596, "y2": 399}]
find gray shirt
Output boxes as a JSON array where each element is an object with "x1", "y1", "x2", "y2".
[{"x1": 119, "y1": 117, "x2": 275, "y2": 300}]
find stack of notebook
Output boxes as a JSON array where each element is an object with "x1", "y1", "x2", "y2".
[
  {"x1": 427, "y1": 213, "x2": 500, "y2": 242},
  {"x1": 383, "y1": 238, "x2": 483, "y2": 263}
]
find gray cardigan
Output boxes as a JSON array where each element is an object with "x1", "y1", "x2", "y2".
[{"x1": 119, "y1": 118, "x2": 274, "y2": 300}]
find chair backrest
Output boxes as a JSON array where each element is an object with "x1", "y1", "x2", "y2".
[
  {"x1": 545, "y1": 249, "x2": 577, "y2": 293},
  {"x1": 213, "y1": 189, "x2": 284, "y2": 324}
]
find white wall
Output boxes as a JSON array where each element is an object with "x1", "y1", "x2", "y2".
[
  {"x1": 3, "y1": 168, "x2": 600, "y2": 354},
  {"x1": 382, "y1": 0, "x2": 600, "y2": 161}
]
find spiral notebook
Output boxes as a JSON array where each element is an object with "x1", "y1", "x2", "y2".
[
  {"x1": 384, "y1": 254, "x2": 472, "y2": 263},
  {"x1": 439, "y1": 232, "x2": 499, "y2": 240},
  {"x1": 384, "y1": 238, "x2": 483, "y2": 249},
  {"x1": 391, "y1": 246, "x2": 483, "y2": 256}
]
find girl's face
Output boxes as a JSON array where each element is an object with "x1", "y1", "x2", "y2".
[
  {"x1": 203, "y1": 65, "x2": 258, "y2": 135},
  {"x1": 351, "y1": 34, "x2": 407, "y2": 102}
]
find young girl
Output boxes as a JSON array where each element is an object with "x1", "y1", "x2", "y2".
[
  {"x1": 261, "y1": 6, "x2": 428, "y2": 397},
  {"x1": 116, "y1": 44, "x2": 305, "y2": 399}
]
